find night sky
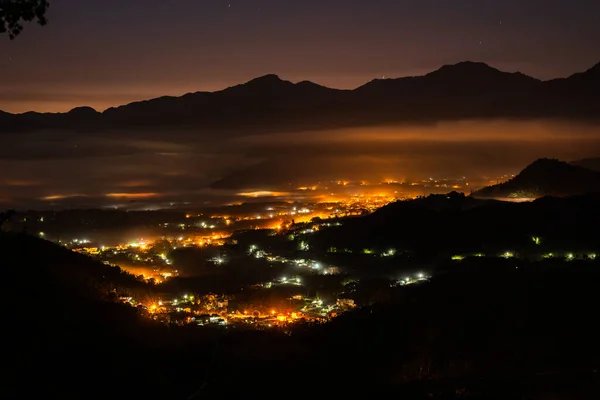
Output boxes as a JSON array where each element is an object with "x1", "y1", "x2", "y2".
[{"x1": 1, "y1": 0, "x2": 599, "y2": 113}]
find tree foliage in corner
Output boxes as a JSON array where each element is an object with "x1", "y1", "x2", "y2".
[{"x1": 0, "y1": 0, "x2": 49, "y2": 39}]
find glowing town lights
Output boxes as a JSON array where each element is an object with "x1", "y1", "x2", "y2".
[
  {"x1": 566, "y1": 253, "x2": 574, "y2": 261},
  {"x1": 281, "y1": 277, "x2": 287, "y2": 282},
  {"x1": 502, "y1": 251, "x2": 515, "y2": 258},
  {"x1": 589, "y1": 254, "x2": 597, "y2": 260},
  {"x1": 532, "y1": 236, "x2": 542, "y2": 245},
  {"x1": 295, "y1": 277, "x2": 301, "y2": 284},
  {"x1": 39, "y1": 232, "x2": 45, "y2": 237},
  {"x1": 417, "y1": 273, "x2": 424, "y2": 279},
  {"x1": 451, "y1": 255, "x2": 464, "y2": 261},
  {"x1": 183, "y1": 294, "x2": 189, "y2": 300}
]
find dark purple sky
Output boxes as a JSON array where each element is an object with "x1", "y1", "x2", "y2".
[{"x1": 1, "y1": 0, "x2": 599, "y2": 113}]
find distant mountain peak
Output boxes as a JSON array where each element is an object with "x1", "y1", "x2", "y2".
[
  {"x1": 245, "y1": 74, "x2": 285, "y2": 85},
  {"x1": 68, "y1": 106, "x2": 98, "y2": 115},
  {"x1": 221, "y1": 74, "x2": 291, "y2": 94},
  {"x1": 429, "y1": 61, "x2": 499, "y2": 75}
]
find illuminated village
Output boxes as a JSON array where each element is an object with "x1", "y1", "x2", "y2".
[{"x1": 15, "y1": 175, "x2": 522, "y2": 330}]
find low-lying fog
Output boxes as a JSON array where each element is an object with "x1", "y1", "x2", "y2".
[{"x1": 1, "y1": 119, "x2": 599, "y2": 209}]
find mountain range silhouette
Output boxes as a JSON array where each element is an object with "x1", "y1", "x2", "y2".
[{"x1": 1, "y1": 61, "x2": 599, "y2": 133}]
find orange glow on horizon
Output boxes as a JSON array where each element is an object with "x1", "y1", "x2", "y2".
[
  {"x1": 119, "y1": 180, "x2": 153, "y2": 188},
  {"x1": 237, "y1": 191, "x2": 291, "y2": 198},
  {"x1": 105, "y1": 192, "x2": 158, "y2": 199},
  {"x1": 41, "y1": 194, "x2": 85, "y2": 201}
]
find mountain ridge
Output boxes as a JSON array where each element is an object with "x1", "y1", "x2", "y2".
[{"x1": 2, "y1": 60, "x2": 600, "y2": 133}]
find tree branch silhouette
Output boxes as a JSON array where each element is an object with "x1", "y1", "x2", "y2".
[{"x1": 0, "y1": 0, "x2": 49, "y2": 39}]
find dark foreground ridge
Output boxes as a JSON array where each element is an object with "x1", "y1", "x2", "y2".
[
  {"x1": 1, "y1": 61, "x2": 600, "y2": 134},
  {"x1": 5, "y1": 192, "x2": 600, "y2": 398}
]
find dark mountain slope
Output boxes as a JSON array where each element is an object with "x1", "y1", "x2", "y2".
[
  {"x1": 0, "y1": 233, "x2": 202, "y2": 399},
  {"x1": 474, "y1": 158, "x2": 600, "y2": 198},
  {"x1": 309, "y1": 192, "x2": 600, "y2": 256}
]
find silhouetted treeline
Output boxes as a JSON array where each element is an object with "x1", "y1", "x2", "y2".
[{"x1": 310, "y1": 193, "x2": 600, "y2": 260}]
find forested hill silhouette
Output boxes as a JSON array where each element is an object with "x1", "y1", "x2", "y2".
[
  {"x1": 1, "y1": 231, "x2": 151, "y2": 301},
  {"x1": 0, "y1": 232, "x2": 173, "y2": 399},
  {"x1": 309, "y1": 192, "x2": 600, "y2": 256},
  {"x1": 473, "y1": 158, "x2": 600, "y2": 198},
  {"x1": 2, "y1": 61, "x2": 600, "y2": 133}
]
